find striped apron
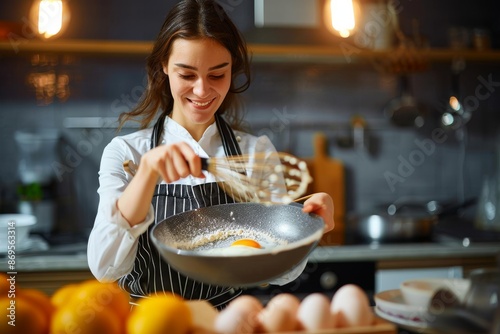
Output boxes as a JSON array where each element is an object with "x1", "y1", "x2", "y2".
[{"x1": 118, "y1": 114, "x2": 243, "y2": 309}]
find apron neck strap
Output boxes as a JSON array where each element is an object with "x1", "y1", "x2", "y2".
[
  {"x1": 215, "y1": 114, "x2": 242, "y2": 157},
  {"x1": 150, "y1": 113, "x2": 242, "y2": 158},
  {"x1": 150, "y1": 113, "x2": 168, "y2": 150}
]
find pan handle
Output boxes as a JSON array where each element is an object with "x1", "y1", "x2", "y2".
[
  {"x1": 437, "y1": 198, "x2": 477, "y2": 219},
  {"x1": 385, "y1": 198, "x2": 477, "y2": 217}
]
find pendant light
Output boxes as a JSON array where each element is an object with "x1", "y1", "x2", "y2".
[
  {"x1": 324, "y1": 0, "x2": 357, "y2": 38},
  {"x1": 30, "y1": 0, "x2": 70, "y2": 39}
]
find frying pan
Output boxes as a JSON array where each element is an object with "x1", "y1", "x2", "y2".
[
  {"x1": 347, "y1": 199, "x2": 477, "y2": 243},
  {"x1": 150, "y1": 203, "x2": 324, "y2": 287}
]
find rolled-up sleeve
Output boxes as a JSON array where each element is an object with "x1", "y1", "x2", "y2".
[{"x1": 87, "y1": 137, "x2": 154, "y2": 282}]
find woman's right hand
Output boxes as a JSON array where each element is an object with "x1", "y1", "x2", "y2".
[
  {"x1": 138, "y1": 141, "x2": 205, "y2": 183},
  {"x1": 118, "y1": 141, "x2": 204, "y2": 226}
]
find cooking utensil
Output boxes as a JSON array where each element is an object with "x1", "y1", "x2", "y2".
[
  {"x1": 349, "y1": 209, "x2": 435, "y2": 243},
  {"x1": 348, "y1": 199, "x2": 477, "y2": 243},
  {"x1": 123, "y1": 151, "x2": 312, "y2": 204},
  {"x1": 150, "y1": 202, "x2": 324, "y2": 287},
  {"x1": 384, "y1": 75, "x2": 425, "y2": 128}
]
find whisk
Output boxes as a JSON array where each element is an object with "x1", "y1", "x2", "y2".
[{"x1": 123, "y1": 152, "x2": 312, "y2": 204}]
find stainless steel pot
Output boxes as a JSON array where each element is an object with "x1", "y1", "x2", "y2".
[
  {"x1": 150, "y1": 203, "x2": 324, "y2": 287},
  {"x1": 349, "y1": 210, "x2": 435, "y2": 243},
  {"x1": 348, "y1": 199, "x2": 476, "y2": 243}
]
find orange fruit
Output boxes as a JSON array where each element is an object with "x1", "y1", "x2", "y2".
[
  {"x1": 70, "y1": 280, "x2": 130, "y2": 321},
  {"x1": 18, "y1": 288, "x2": 55, "y2": 320},
  {"x1": 0, "y1": 296, "x2": 49, "y2": 334},
  {"x1": 51, "y1": 284, "x2": 79, "y2": 308},
  {"x1": 127, "y1": 294, "x2": 192, "y2": 334},
  {"x1": 231, "y1": 238, "x2": 261, "y2": 248},
  {"x1": 51, "y1": 300, "x2": 122, "y2": 334}
]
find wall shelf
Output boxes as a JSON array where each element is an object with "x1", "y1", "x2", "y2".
[{"x1": 1, "y1": 39, "x2": 500, "y2": 64}]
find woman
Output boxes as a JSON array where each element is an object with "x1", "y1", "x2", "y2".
[{"x1": 88, "y1": 0, "x2": 334, "y2": 309}]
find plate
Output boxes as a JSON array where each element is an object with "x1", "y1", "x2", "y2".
[{"x1": 374, "y1": 289, "x2": 439, "y2": 334}]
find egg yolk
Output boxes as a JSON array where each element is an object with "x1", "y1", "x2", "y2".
[{"x1": 230, "y1": 239, "x2": 261, "y2": 248}]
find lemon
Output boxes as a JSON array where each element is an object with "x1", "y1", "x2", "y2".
[{"x1": 127, "y1": 294, "x2": 192, "y2": 334}]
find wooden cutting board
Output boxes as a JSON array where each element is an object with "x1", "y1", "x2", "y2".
[{"x1": 305, "y1": 132, "x2": 345, "y2": 245}]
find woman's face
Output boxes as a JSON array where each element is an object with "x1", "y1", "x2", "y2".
[{"x1": 164, "y1": 38, "x2": 232, "y2": 138}]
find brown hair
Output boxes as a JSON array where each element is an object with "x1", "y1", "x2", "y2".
[{"x1": 118, "y1": 0, "x2": 251, "y2": 131}]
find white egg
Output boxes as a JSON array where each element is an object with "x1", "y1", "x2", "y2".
[
  {"x1": 331, "y1": 284, "x2": 374, "y2": 327},
  {"x1": 297, "y1": 293, "x2": 336, "y2": 330},
  {"x1": 257, "y1": 293, "x2": 301, "y2": 332},
  {"x1": 214, "y1": 295, "x2": 263, "y2": 334}
]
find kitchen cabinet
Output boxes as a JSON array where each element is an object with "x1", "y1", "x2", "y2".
[
  {"x1": 12, "y1": 269, "x2": 94, "y2": 296},
  {"x1": 1, "y1": 39, "x2": 500, "y2": 65}
]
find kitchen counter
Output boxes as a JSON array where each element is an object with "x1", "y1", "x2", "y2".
[{"x1": 311, "y1": 241, "x2": 500, "y2": 263}]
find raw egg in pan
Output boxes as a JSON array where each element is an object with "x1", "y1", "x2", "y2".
[{"x1": 230, "y1": 238, "x2": 262, "y2": 248}]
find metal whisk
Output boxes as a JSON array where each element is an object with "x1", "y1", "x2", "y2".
[{"x1": 123, "y1": 152, "x2": 312, "y2": 204}]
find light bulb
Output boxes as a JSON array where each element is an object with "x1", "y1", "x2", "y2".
[
  {"x1": 30, "y1": 0, "x2": 70, "y2": 39},
  {"x1": 449, "y1": 96, "x2": 462, "y2": 111},
  {"x1": 324, "y1": 0, "x2": 356, "y2": 38}
]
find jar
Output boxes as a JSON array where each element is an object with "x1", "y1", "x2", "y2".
[
  {"x1": 464, "y1": 268, "x2": 500, "y2": 323},
  {"x1": 473, "y1": 28, "x2": 491, "y2": 51}
]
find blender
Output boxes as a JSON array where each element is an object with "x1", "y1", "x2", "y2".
[{"x1": 15, "y1": 129, "x2": 60, "y2": 235}]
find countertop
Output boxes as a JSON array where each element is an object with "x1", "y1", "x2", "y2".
[
  {"x1": 2, "y1": 238, "x2": 499, "y2": 273},
  {"x1": 311, "y1": 241, "x2": 500, "y2": 263}
]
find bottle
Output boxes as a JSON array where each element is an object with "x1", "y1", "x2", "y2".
[{"x1": 475, "y1": 140, "x2": 500, "y2": 231}]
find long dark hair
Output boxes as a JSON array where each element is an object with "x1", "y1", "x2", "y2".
[{"x1": 118, "y1": 0, "x2": 251, "y2": 130}]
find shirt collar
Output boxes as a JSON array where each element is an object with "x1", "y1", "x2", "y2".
[{"x1": 164, "y1": 116, "x2": 220, "y2": 153}]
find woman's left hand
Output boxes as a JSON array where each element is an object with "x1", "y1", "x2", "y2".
[{"x1": 302, "y1": 192, "x2": 334, "y2": 233}]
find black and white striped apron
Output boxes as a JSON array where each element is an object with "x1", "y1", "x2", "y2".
[{"x1": 118, "y1": 114, "x2": 243, "y2": 309}]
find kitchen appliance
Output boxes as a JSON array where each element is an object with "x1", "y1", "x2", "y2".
[
  {"x1": 14, "y1": 129, "x2": 59, "y2": 234},
  {"x1": 150, "y1": 202, "x2": 324, "y2": 287}
]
